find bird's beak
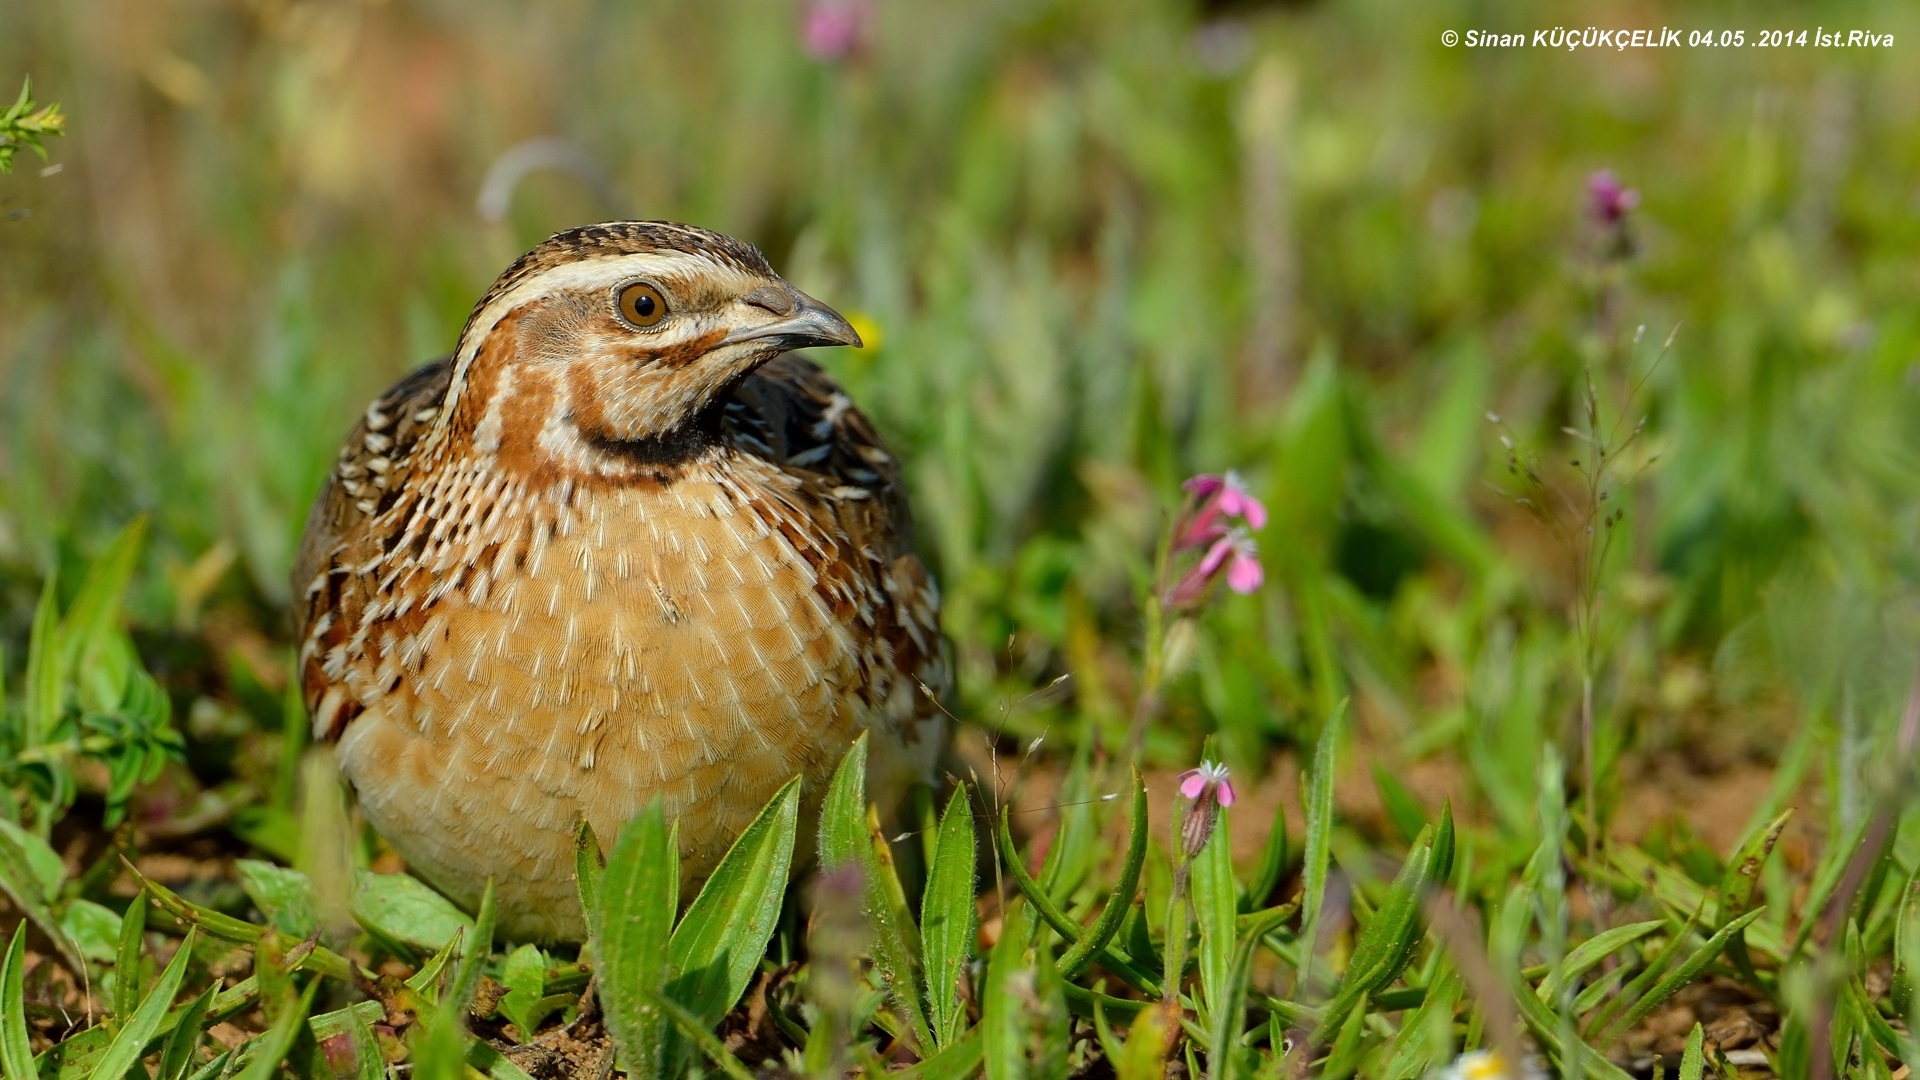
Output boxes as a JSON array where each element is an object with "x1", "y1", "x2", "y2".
[{"x1": 727, "y1": 285, "x2": 863, "y2": 350}]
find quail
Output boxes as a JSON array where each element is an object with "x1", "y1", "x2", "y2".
[{"x1": 293, "y1": 222, "x2": 947, "y2": 942}]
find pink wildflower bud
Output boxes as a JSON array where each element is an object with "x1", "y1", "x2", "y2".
[
  {"x1": 801, "y1": 0, "x2": 869, "y2": 62},
  {"x1": 1176, "y1": 471, "x2": 1267, "y2": 550},
  {"x1": 1166, "y1": 528, "x2": 1262, "y2": 607},
  {"x1": 1177, "y1": 760, "x2": 1234, "y2": 859},
  {"x1": 1586, "y1": 169, "x2": 1639, "y2": 225}
]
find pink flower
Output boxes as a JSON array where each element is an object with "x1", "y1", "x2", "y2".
[
  {"x1": 801, "y1": 0, "x2": 869, "y2": 62},
  {"x1": 1178, "y1": 760, "x2": 1235, "y2": 807},
  {"x1": 1166, "y1": 528, "x2": 1262, "y2": 607},
  {"x1": 1177, "y1": 471, "x2": 1267, "y2": 551},
  {"x1": 1177, "y1": 760, "x2": 1234, "y2": 859},
  {"x1": 1586, "y1": 169, "x2": 1639, "y2": 225}
]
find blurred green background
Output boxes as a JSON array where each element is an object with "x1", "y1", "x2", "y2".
[{"x1": 5, "y1": 0, "x2": 1920, "y2": 851}]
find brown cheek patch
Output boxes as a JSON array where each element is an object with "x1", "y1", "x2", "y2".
[
  {"x1": 632, "y1": 327, "x2": 729, "y2": 369},
  {"x1": 448, "y1": 312, "x2": 519, "y2": 440}
]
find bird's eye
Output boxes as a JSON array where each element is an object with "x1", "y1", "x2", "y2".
[{"x1": 617, "y1": 282, "x2": 667, "y2": 328}]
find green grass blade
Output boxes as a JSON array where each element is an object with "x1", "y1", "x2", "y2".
[
  {"x1": 1244, "y1": 797, "x2": 1288, "y2": 912},
  {"x1": 1597, "y1": 907, "x2": 1765, "y2": 1047},
  {"x1": 1716, "y1": 808, "x2": 1789, "y2": 980},
  {"x1": 922, "y1": 786, "x2": 977, "y2": 1048},
  {"x1": 1537, "y1": 919, "x2": 1662, "y2": 1002},
  {"x1": 115, "y1": 887, "x2": 150, "y2": 1019},
  {"x1": 57, "y1": 516, "x2": 146, "y2": 680},
  {"x1": 1058, "y1": 768, "x2": 1149, "y2": 981},
  {"x1": 1677, "y1": 1022, "x2": 1705, "y2": 1080},
  {"x1": 893, "y1": 1028, "x2": 983, "y2": 1080},
  {"x1": 444, "y1": 878, "x2": 496, "y2": 1018},
  {"x1": 1206, "y1": 904, "x2": 1295, "y2": 1080},
  {"x1": 23, "y1": 571, "x2": 63, "y2": 747},
  {"x1": 981, "y1": 898, "x2": 1031, "y2": 1080},
  {"x1": 993, "y1": 806, "x2": 1161, "y2": 997},
  {"x1": 1371, "y1": 763, "x2": 1429, "y2": 845},
  {"x1": 597, "y1": 800, "x2": 676, "y2": 1080},
  {"x1": 344, "y1": 1001, "x2": 386, "y2": 1080},
  {"x1": 1380, "y1": 967, "x2": 1461, "y2": 1080},
  {"x1": 573, "y1": 819, "x2": 604, "y2": 930},
  {"x1": 667, "y1": 775, "x2": 801, "y2": 1027},
  {"x1": 86, "y1": 928, "x2": 196, "y2": 1080},
  {"x1": 233, "y1": 979, "x2": 321, "y2": 1080},
  {"x1": 1583, "y1": 903, "x2": 1700, "y2": 1042},
  {"x1": 156, "y1": 984, "x2": 215, "y2": 1080},
  {"x1": 1343, "y1": 825, "x2": 1433, "y2": 995},
  {"x1": 1299, "y1": 700, "x2": 1345, "y2": 990},
  {"x1": 2, "y1": 923, "x2": 35, "y2": 1080},
  {"x1": 863, "y1": 801, "x2": 936, "y2": 1051},
  {"x1": 645, "y1": 988, "x2": 756, "y2": 1080}
]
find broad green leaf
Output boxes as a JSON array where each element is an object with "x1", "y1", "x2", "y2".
[
  {"x1": 818, "y1": 733, "x2": 870, "y2": 870},
  {"x1": 922, "y1": 786, "x2": 977, "y2": 1048},
  {"x1": 0, "y1": 819, "x2": 81, "y2": 971},
  {"x1": 352, "y1": 870, "x2": 474, "y2": 953},
  {"x1": 497, "y1": 944, "x2": 550, "y2": 1037},
  {"x1": 0, "y1": 818, "x2": 62, "y2": 900},
  {"x1": 668, "y1": 777, "x2": 800, "y2": 1027},
  {"x1": 87, "y1": 928, "x2": 195, "y2": 1080},
  {"x1": 1191, "y1": 797, "x2": 1236, "y2": 1021},
  {"x1": 61, "y1": 899, "x2": 122, "y2": 964},
  {"x1": 598, "y1": 801, "x2": 676, "y2": 1080},
  {"x1": 2, "y1": 924, "x2": 35, "y2": 1080},
  {"x1": 236, "y1": 859, "x2": 319, "y2": 938},
  {"x1": 1115, "y1": 1004, "x2": 1170, "y2": 1080}
]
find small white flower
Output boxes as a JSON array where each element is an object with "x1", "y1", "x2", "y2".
[{"x1": 1438, "y1": 1050, "x2": 1543, "y2": 1080}]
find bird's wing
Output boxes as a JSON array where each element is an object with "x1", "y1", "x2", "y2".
[{"x1": 292, "y1": 357, "x2": 453, "y2": 711}]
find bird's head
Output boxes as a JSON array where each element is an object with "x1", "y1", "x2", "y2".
[{"x1": 444, "y1": 221, "x2": 860, "y2": 464}]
